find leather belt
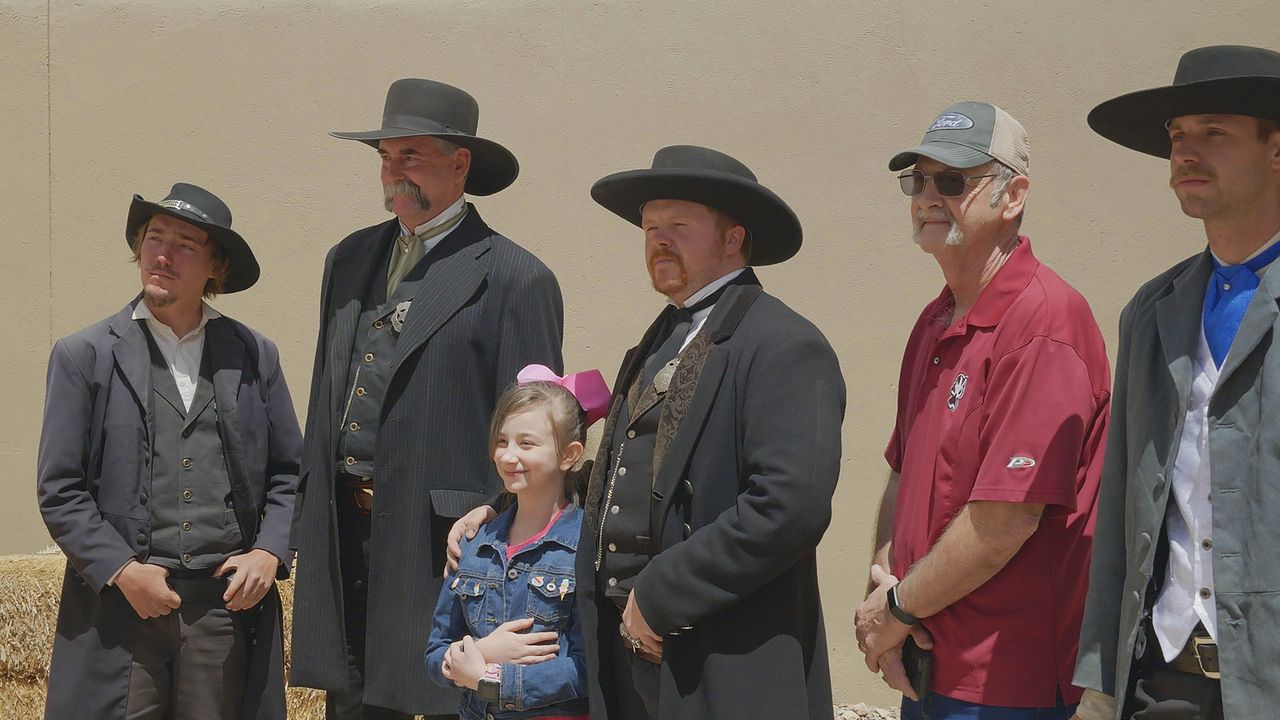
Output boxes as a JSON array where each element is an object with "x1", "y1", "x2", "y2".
[
  {"x1": 1167, "y1": 631, "x2": 1220, "y2": 679},
  {"x1": 338, "y1": 470, "x2": 374, "y2": 515}
]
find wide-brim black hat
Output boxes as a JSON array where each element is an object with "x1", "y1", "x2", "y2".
[
  {"x1": 331, "y1": 78, "x2": 519, "y2": 196},
  {"x1": 590, "y1": 145, "x2": 801, "y2": 266},
  {"x1": 1089, "y1": 45, "x2": 1280, "y2": 158},
  {"x1": 125, "y1": 183, "x2": 259, "y2": 294}
]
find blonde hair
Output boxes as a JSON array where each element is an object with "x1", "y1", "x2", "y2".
[{"x1": 489, "y1": 381, "x2": 588, "y2": 501}]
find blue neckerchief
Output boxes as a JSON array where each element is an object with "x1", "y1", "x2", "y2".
[{"x1": 1203, "y1": 240, "x2": 1280, "y2": 366}]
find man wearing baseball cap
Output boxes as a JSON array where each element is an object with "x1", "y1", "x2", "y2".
[
  {"x1": 855, "y1": 102, "x2": 1111, "y2": 720},
  {"x1": 37, "y1": 183, "x2": 302, "y2": 719},
  {"x1": 1074, "y1": 45, "x2": 1280, "y2": 720}
]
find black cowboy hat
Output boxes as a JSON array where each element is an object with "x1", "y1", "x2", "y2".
[
  {"x1": 590, "y1": 145, "x2": 802, "y2": 266},
  {"x1": 125, "y1": 183, "x2": 259, "y2": 294},
  {"x1": 331, "y1": 78, "x2": 519, "y2": 196},
  {"x1": 1089, "y1": 45, "x2": 1280, "y2": 158}
]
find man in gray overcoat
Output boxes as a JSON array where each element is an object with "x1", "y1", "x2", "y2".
[
  {"x1": 288, "y1": 78, "x2": 563, "y2": 719},
  {"x1": 37, "y1": 183, "x2": 302, "y2": 719},
  {"x1": 1074, "y1": 45, "x2": 1280, "y2": 720}
]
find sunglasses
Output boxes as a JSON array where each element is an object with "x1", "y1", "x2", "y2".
[{"x1": 898, "y1": 169, "x2": 997, "y2": 197}]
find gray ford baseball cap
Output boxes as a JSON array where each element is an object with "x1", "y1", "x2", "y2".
[{"x1": 889, "y1": 101, "x2": 1030, "y2": 175}]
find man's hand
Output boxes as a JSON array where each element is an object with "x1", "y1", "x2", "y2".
[
  {"x1": 216, "y1": 548, "x2": 280, "y2": 611},
  {"x1": 854, "y1": 565, "x2": 912, "y2": 671},
  {"x1": 445, "y1": 505, "x2": 497, "y2": 576},
  {"x1": 873, "y1": 625, "x2": 933, "y2": 701},
  {"x1": 622, "y1": 589, "x2": 663, "y2": 659},
  {"x1": 442, "y1": 636, "x2": 487, "y2": 690},
  {"x1": 116, "y1": 561, "x2": 181, "y2": 619},
  {"x1": 475, "y1": 618, "x2": 559, "y2": 665}
]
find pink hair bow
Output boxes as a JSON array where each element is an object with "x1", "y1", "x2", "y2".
[{"x1": 517, "y1": 364, "x2": 612, "y2": 426}]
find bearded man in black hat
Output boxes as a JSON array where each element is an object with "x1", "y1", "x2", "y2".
[
  {"x1": 288, "y1": 78, "x2": 563, "y2": 719},
  {"x1": 37, "y1": 183, "x2": 302, "y2": 719},
  {"x1": 1074, "y1": 45, "x2": 1280, "y2": 720},
  {"x1": 449, "y1": 145, "x2": 845, "y2": 719}
]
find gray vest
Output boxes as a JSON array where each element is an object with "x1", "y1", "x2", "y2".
[
  {"x1": 338, "y1": 266, "x2": 432, "y2": 478},
  {"x1": 596, "y1": 387, "x2": 663, "y2": 606},
  {"x1": 146, "y1": 338, "x2": 243, "y2": 571}
]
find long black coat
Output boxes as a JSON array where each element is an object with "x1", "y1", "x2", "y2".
[
  {"x1": 579, "y1": 273, "x2": 845, "y2": 719},
  {"x1": 289, "y1": 207, "x2": 564, "y2": 714},
  {"x1": 36, "y1": 300, "x2": 302, "y2": 720}
]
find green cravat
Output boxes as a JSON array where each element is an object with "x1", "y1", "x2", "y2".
[{"x1": 386, "y1": 206, "x2": 468, "y2": 296}]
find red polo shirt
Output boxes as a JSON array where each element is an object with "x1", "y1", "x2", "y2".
[{"x1": 885, "y1": 237, "x2": 1110, "y2": 707}]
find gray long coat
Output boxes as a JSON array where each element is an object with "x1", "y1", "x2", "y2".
[
  {"x1": 579, "y1": 273, "x2": 846, "y2": 720},
  {"x1": 288, "y1": 207, "x2": 563, "y2": 714},
  {"x1": 36, "y1": 300, "x2": 302, "y2": 720},
  {"x1": 1075, "y1": 250, "x2": 1280, "y2": 718}
]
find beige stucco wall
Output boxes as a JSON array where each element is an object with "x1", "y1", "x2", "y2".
[{"x1": 6, "y1": 0, "x2": 1278, "y2": 706}]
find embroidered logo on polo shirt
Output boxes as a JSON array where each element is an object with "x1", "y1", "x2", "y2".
[
  {"x1": 947, "y1": 373, "x2": 968, "y2": 412},
  {"x1": 1007, "y1": 456, "x2": 1037, "y2": 469}
]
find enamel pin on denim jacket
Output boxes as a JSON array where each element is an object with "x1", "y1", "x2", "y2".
[{"x1": 425, "y1": 503, "x2": 587, "y2": 720}]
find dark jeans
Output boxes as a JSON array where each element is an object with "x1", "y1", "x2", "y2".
[
  {"x1": 900, "y1": 692, "x2": 1075, "y2": 720},
  {"x1": 328, "y1": 482, "x2": 457, "y2": 720},
  {"x1": 125, "y1": 577, "x2": 249, "y2": 720}
]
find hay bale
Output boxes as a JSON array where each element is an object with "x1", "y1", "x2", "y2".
[{"x1": 0, "y1": 676, "x2": 48, "y2": 720}]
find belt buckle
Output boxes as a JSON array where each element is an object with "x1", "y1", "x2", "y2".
[{"x1": 1192, "y1": 636, "x2": 1221, "y2": 679}]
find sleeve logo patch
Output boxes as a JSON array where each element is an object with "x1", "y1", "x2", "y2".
[{"x1": 1007, "y1": 456, "x2": 1037, "y2": 469}]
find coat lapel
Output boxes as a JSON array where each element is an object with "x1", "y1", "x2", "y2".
[
  {"x1": 326, "y1": 221, "x2": 397, "y2": 418},
  {"x1": 109, "y1": 300, "x2": 153, "y2": 433},
  {"x1": 1155, "y1": 252, "x2": 1212, "y2": 418},
  {"x1": 1218, "y1": 258, "x2": 1280, "y2": 385}
]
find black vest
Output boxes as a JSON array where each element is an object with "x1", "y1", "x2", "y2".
[{"x1": 146, "y1": 336, "x2": 243, "y2": 571}]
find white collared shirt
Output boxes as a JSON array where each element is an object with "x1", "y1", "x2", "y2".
[
  {"x1": 669, "y1": 268, "x2": 746, "y2": 351},
  {"x1": 132, "y1": 300, "x2": 221, "y2": 412},
  {"x1": 398, "y1": 195, "x2": 467, "y2": 255}
]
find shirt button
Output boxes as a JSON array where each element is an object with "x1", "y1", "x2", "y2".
[
  {"x1": 1223, "y1": 283, "x2": 1232, "y2": 291},
  {"x1": 608, "y1": 543, "x2": 617, "y2": 552},
  {"x1": 1202, "y1": 538, "x2": 1213, "y2": 550},
  {"x1": 182, "y1": 521, "x2": 192, "y2": 532},
  {"x1": 1199, "y1": 587, "x2": 1212, "y2": 599},
  {"x1": 608, "y1": 577, "x2": 618, "y2": 587},
  {"x1": 345, "y1": 456, "x2": 356, "y2": 466},
  {"x1": 182, "y1": 489, "x2": 193, "y2": 502},
  {"x1": 617, "y1": 467, "x2": 627, "y2": 477},
  {"x1": 356, "y1": 387, "x2": 366, "y2": 396},
  {"x1": 182, "y1": 553, "x2": 192, "y2": 564},
  {"x1": 374, "y1": 320, "x2": 384, "y2": 329},
  {"x1": 181, "y1": 458, "x2": 193, "y2": 469},
  {"x1": 364, "y1": 353, "x2": 374, "y2": 363},
  {"x1": 627, "y1": 430, "x2": 636, "y2": 439},
  {"x1": 932, "y1": 356, "x2": 941, "y2": 365},
  {"x1": 349, "y1": 422, "x2": 360, "y2": 432},
  {"x1": 610, "y1": 505, "x2": 620, "y2": 515}
]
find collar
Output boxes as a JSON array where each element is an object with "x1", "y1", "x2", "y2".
[
  {"x1": 473, "y1": 502, "x2": 581, "y2": 555},
  {"x1": 1208, "y1": 228, "x2": 1280, "y2": 268},
  {"x1": 132, "y1": 299, "x2": 221, "y2": 340},
  {"x1": 936, "y1": 236, "x2": 1039, "y2": 331},
  {"x1": 668, "y1": 268, "x2": 747, "y2": 310},
  {"x1": 399, "y1": 195, "x2": 467, "y2": 236}
]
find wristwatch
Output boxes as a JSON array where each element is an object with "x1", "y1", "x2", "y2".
[
  {"x1": 887, "y1": 582, "x2": 921, "y2": 626},
  {"x1": 476, "y1": 663, "x2": 501, "y2": 702}
]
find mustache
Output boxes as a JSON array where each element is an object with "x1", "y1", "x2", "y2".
[
  {"x1": 915, "y1": 208, "x2": 953, "y2": 224},
  {"x1": 648, "y1": 248, "x2": 682, "y2": 265},
  {"x1": 145, "y1": 263, "x2": 175, "y2": 276},
  {"x1": 1170, "y1": 168, "x2": 1214, "y2": 188},
  {"x1": 383, "y1": 180, "x2": 430, "y2": 211}
]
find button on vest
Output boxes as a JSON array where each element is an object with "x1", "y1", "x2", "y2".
[{"x1": 596, "y1": 388, "x2": 663, "y2": 605}]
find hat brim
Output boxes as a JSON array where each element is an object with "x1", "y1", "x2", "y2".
[
  {"x1": 889, "y1": 141, "x2": 995, "y2": 172},
  {"x1": 329, "y1": 128, "x2": 519, "y2": 196},
  {"x1": 1088, "y1": 77, "x2": 1280, "y2": 158},
  {"x1": 590, "y1": 168, "x2": 802, "y2": 266},
  {"x1": 126, "y1": 196, "x2": 260, "y2": 294}
]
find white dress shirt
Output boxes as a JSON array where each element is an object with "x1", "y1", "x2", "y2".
[
  {"x1": 399, "y1": 194, "x2": 467, "y2": 253},
  {"x1": 132, "y1": 300, "x2": 221, "y2": 412},
  {"x1": 669, "y1": 268, "x2": 746, "y2": 351}
]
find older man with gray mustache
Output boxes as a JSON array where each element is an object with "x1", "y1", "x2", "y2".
[{"x1": 855, "y1": 101, "x2": 1112, "y2": 720}]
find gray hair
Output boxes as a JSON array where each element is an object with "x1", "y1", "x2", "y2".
[{"x1": 988, "y1": 162, "x2": 1025, "y2": 227}]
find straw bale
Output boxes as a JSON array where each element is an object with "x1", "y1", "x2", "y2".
[{"x1": 0, "y1": 676, "x2": 48, "y2": 720}]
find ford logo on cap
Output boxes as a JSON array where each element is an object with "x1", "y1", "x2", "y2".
[{"x1": 928, "y1": 113, "x2": 974, "y2": 132}]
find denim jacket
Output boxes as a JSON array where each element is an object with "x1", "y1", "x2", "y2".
[{"x1": 426, "y1": 502, "x2": 587, "y2": 720}]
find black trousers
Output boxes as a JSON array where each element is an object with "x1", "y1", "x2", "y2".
[
  {"x1": 125, "y1": 577, "x2": 249, "y2": 720},
  {"x1": 328, "y1": 482, "x2": 457, "y2": 720},
  {"x1": 1126, "y1": 624, "x2": 1224, "y2": 720},
  {"x1": 601, "y1": 601, "x2": 660, "y2": 720}
]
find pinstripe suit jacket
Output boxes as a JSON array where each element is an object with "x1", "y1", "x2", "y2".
[{"x1": 289, "y1": 206, "x2": 564, "y2": 714}]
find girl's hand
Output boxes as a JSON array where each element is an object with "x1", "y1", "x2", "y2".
[
  {"x1": 475, "y1": 617, "x2": 560, "y2": 664},
  {"x1": 443, "y1": 636, "x2": 488, "y2": 690}
]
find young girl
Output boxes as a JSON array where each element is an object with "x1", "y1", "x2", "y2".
[{"x1": 426, "y1": 364, "x2": 610, "y2": 720}]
